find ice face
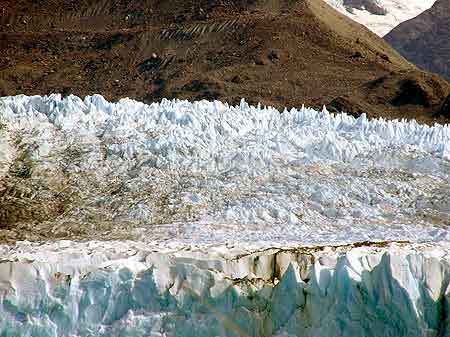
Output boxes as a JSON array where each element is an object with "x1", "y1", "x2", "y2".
[
  {"x1": 1, "y1": 241, "x2": 450, "y2": 337},
  {"x1": 0, "y1": 94, "x2": 449, "y2": 247}
]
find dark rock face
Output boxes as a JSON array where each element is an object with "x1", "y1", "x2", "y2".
[
  {"x1": 343, "y1": 0, "x2": 387, "y2": 15},
  {"x1": 438, "y1": 94, "x2": 450, "y2": 118},
  {"x1": 365, "y1": 71, "x2": 450, "y2": 110},
  {"x1": 385, "y1": 0, "x2": 450, "y2": 82},
  {"x1": 328, "y1": 96, "x2": 366, "y2": 118},
  {"x1": 329, "y1": 70, "x2": 450, "y2": 120},
  {"x1": 390, "y1": 79, "x2": 434, "y2": 107}
]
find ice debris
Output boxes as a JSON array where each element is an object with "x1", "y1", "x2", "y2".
[{"x1": 1, "y1": 94, "x2": 450, "y2": 336}]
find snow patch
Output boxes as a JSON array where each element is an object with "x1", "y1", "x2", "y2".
[{"x1": 325, "y1": 0, "x2": 436, "y2": 36}]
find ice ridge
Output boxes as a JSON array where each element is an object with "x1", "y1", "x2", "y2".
[{"x1": 1, "y1": 94, "x2": 449, "y2": 167}]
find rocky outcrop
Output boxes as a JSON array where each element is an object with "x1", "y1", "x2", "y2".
[
  {"x1": 329, "y1": 70, "x2": 450, "y2": 120},
  {"x1": 385, "y1": 0, "x2": 450, "y2": 82},
  {"x1": 438, "y1": 93, "x2": 450, "y2": 118},
  {"x1": 327, "y1": 96, "x2": 367, "y2": 117},
  {"x1": 343, "y1": 0, "x2": 387, "y2": 15}
]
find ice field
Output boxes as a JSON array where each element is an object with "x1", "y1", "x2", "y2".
[{"x1": 1, "y1": 95, "x2": 450, "y2": 336}]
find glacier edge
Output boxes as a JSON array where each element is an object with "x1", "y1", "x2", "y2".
[{"x1": 1, "y1": 242, "x2": 450, "y2": 337}]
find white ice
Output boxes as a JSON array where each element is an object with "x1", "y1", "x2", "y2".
[
  {"x1": 1, "y1": 94, "x2": 450, "y2": 337},
  {"x1": 1, "y1": 241, "x2": 450, "y2": 337},
  {"x1": 0, "y1": 94, "x2": 449, "y2": 248},
  {"x1": 324, "y1": 0, "x2": 436, "y2": 36}
]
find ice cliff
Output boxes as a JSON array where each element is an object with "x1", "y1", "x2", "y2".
[
  {"x1": 1, "y1": 241, "x2": 450, "y2": 337},
  {"x1": 0, "y1": 95, "x2": 450, "y2": 336}
]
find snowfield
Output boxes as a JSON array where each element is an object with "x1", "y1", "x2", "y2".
[
  {"x1": 324, "y1": 0, "x2": 436, "y2": 36},
  {"x1": 1, "y1": 94, "x2": 450, "y2": 336}
]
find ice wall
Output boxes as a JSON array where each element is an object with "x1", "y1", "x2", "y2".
[{"x1": 1, "y1": 241, "x2": 450, "y2": 337}]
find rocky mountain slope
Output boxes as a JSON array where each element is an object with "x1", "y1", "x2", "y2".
[
  {"x1": 1, "y1": 0, "x2": 449, "y2": 123},
  {"x1": 385, "y1": 0, "x2": 450, "y2": 84},
  {"x1": 324, "y1": 0, "x2": 436, "y2": 36}
]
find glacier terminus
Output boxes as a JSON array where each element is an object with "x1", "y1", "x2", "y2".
[{"x1": 0, "y1": 95, "x2": 450, "y2": 336}]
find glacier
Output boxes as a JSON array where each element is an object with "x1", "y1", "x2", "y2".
[
  {"x1": 0, "y1": 94, "x2": 450, "y2": 336},
  {"x1": 1, "y1": 241, "x2": 450, "y2": 337}
]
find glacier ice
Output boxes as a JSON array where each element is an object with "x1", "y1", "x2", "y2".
[
  {"x1": 1, "y1": 241, "x2": 450, "y2": 337},
  {"x1": 0, "y1": 94, "x2": 449, "y2": 246},
  {"x1": 1, "y1": 94, "x2": 450, "y2": 336}
]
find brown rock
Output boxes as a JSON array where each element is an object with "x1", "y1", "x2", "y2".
[
  {"x1": 0, "y1": 0, "x2": 449, "y2": 124},
  {"x1": 385, "y1": 0, "x2": 450, "y2": 82},
  {"x1": 343, "y1": 0, "x2": 387, "y2": 15},
  {"x1": 268, "y1": 50, "x2": 280, "y2": 61},
  {"x1": 439, "y1": 94, "x2": 450, "y2": 118},
  {"x1": 328, "y1": 96, "x2": 367, "y2": 118}
]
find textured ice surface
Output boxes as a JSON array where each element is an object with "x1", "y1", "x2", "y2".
[
  {"x1": 324, "y1": 0, "x2": 436, "y2": 36},
  {"x1": 1, "y1": 94, "x2": 450, "y2": 247},
  {"x1": 1, "y1": 95, "x2": 450, "y2": 336},
  {"x1": 1, "y1": 241, "x2": 450, "y2": 337}
]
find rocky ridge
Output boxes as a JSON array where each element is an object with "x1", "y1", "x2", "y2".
[{"x1": 385, "y1": 0, "x2": 450, "y2": 84}]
